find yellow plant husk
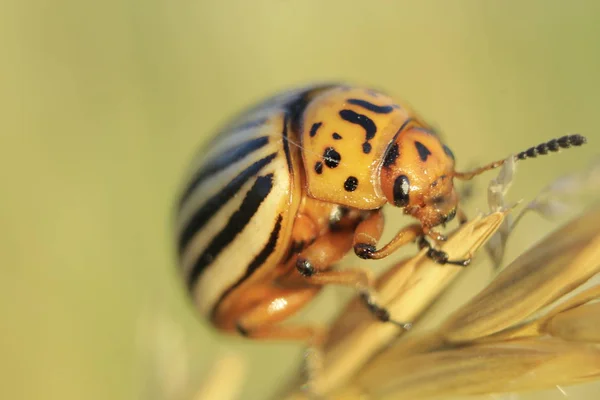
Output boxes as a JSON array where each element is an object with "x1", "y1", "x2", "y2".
[
  {"x1": 546, "y1": 301, "x2": 600, "y2": 343},
  {"x1": 440, "y1": 207, "x2": 600, "y2": 343},
  {"x1": 355, "y1": 338, "x2": 600, "y2": 399},
  {"x1": 329, "y1": 207, "x2": 600, "y2": 399}
]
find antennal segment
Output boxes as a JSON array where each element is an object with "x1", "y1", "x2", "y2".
[
  {"x1": 515, "y1": 134, "x2": 587, "y2": 160},
  {"x1": 453, "y1": 134, "x2": 587, "y2": 180}
]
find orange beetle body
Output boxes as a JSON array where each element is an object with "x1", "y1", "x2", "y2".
[{"x1": 174, "y1": 83, "x2": 586, "y2": 341}]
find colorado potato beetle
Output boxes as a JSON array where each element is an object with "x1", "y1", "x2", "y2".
[{"x1": 175, "y1": 83, "x2": 587, "y2": 342}]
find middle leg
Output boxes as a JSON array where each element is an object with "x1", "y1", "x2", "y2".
[{"x1": 279, "y1": 228, "x2": 411, "y2": 330}]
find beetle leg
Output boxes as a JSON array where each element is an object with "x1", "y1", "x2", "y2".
[
  {"x1": 457, "y1": 207, "x2": 469, "y2": 225},
  {"x1": 353, "y1": 211, "x2": 423, "y2": 260},
  {"x1": 417, "y1": 236, "x2": 471, "y2": 267},
  {"x1": 286, "y1": 229, "x2": 411, "y2": 330},
  {"x1": 232, "y1": 285, "x2": 325, "y2": 342},
  {"x1": 230, "y1": 286, "x2": 327, "y2": 392}
]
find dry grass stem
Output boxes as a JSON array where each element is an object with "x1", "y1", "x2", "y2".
[
  {"x1": 355, "y1": 338, "x2": 600, "y2": 399},
  {"x1": 194, "y1": 352, "x2": 247, "y2": 400},
  {"x1": 294, "y1": 211, "x2": 508, "y2": 396},
  {"x1": 546, "y1": 301, "x2": 600, "y2": 343},
  {"x1": 440, "y1": 207, "x2": 600, "y2": 343},
  {"x1": 280, "y1": 161, "x2": 600, "y2": 399},
  {"x1": 330, "y1": 207, "x2": 600, "y2": 399}
]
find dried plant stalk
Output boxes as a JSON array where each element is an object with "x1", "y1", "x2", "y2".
[
  {"x1": 288, "y1": 211, "x2": 507, "y2": 397},
  {"x1": 356, "y1": 339, "x2": 600, "y2": 399},
  {"x1": 330, "y1": 207, "x2": 600, "y2": 399},
  {"x1": 281, "y1": 157, "x2": 599, "y2": 400},
  {"x1": 194, "y1": 352, "x2": 247, "y2": 400},
  {"x1": 464, "y1": 284, "x2": 600, "y2": 344},
  {"x1": 546, "y1": 301, "x2": 600, "y2": 343},
  {"x1": 440, "y1": 207, "x2": 600, "y2": 343}
]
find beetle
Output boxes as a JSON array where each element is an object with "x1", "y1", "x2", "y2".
[{"x1": 174, "y1": 83, "x2": 587, "y2": 342}]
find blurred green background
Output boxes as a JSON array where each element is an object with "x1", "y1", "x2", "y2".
[{"x1": 1, "y1": 0, "x2": 599, "y2": 399}]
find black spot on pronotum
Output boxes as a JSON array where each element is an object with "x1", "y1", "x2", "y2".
[
  {"x1": 415, "y1": 141, "x2": 432, "y2": 162},
  {"x1": 393, "y1": 175, "x2": 410, "y2": 207},
  {"x1": 443, "y1": 144, "x2": 455, "y2": 160},
  {"x1": 339, "y1": 110, "x2": 377, "y2": 141},
  {"x1": 383, "y1": 143, "x2": 399, "y2": 168},
  {"x1": 309, "y1": 122, "x2": 322, "y2": 137},
  {"x1": 332, "y1": 132, "x2": 342, "y2": 140},
  {"x1": 314, "y1": 161, "x2": 323, "y2": 174},
  {"x1": 362, "y1": 142, "x2": 372, "y2": 154},
  {"x1": 323, "y1": 147, "x2": 341, "y2": 168},
  {"x1": 347, "y1": 98, "x2": 394, "y2": 114},
  {"x1": 344, "y1": 176, "x2": 358, "y2": 192}
]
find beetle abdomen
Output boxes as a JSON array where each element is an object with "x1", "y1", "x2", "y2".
[{"x1": 175, "y1": 85, "x2": 335, "y2": 315}]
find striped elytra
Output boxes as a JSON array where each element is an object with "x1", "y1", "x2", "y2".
[{"x1": 174, "y1": 83, "x2": 587, "y2": 340}]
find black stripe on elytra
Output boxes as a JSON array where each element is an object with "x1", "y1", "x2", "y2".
[
  {"x1": 187, "y1": 174, "x2": 275, "y2": 289},
  {"x1": 415, "y1": 141, "x2": 432, "y2": 162},
  {"x1": 282, "y1": 113, "x2": 293, "y2": 172},
  {"x1": 287, "y1": 92, "x2": 313, "y2": 134},
  {"x1": 178, "y1": 136, "x2": 270, "y2": 207},
  {"x1": 309, "y1": 122, "x2": 322, "y2": 137},
  {"x1": 244, "y1": 214, "x2": 282, "y2": 277},
  {"x1": 411, "y1": 126, "x2": 439, "y2": 136},
  {"x1": 287, "y1": 84, "x2": 337, "y2": 134},
  {"x1": 228, "y1": 117, "x2": 269, "y2": 134},
  {"x1": 212, "y1": 214, "x2": 284, "y2": 317},
  {"x1": 339, "y1": 110, "x2": 377, "y2": 140},
  {"x1": 347, "y1": 98, "x2": 394, "y2": 114},
  {"x1": 178, "y1": 153, "x2": 276, "y2": 255}
]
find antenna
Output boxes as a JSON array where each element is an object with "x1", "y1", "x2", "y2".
[{"x1": 453, "y1": 134, "x2": 587, "y2": 180}]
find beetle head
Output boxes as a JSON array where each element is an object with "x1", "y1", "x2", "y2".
[{"x1": 379, "y1": 126, "x2": 458, "y2": 229}]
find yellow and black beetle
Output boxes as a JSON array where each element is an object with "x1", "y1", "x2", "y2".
[{"x1": 175, "y1": 83, "x2": 587, "y2": 342}]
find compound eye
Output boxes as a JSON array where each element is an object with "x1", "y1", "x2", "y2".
[{"x1": 393, "y1": 175, "x2": 410, "y2": 207}]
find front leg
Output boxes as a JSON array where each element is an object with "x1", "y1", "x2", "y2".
[
  {"x1": 417, "y1": 236, "x2": 471, "y2": 267},
  {"x1": 352, "y1": 210, "x2": 422, "y2": 260},
  {"x1": 352, "y1": 210, "x2": 471, "y2": 266}
]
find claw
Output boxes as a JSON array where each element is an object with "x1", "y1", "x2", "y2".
[
  {"x1": 354, "y1": 243, "x2": 376, "y2": 259},
  {"x1": 418, "y1": 237, "x2": 472, "y2": 267},
  {"x1": 359, "y1": 292, "x2": 412, "y2": 330}
]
